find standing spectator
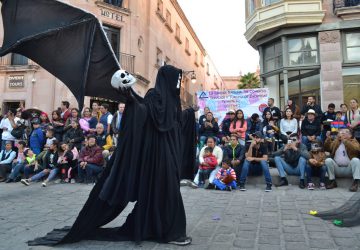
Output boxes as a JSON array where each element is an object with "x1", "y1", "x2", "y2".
[
  {"x1": 29, "y1": 118, "x2": 45, "y2": 155},
  {"x1": 198, "y1": 147, "x2": 217, "y2": 187},
  {"x1": 340, "y1": 103, "x2": 348, "y2": 123},
  {"x1": 79, "y1": 107, "x2": 93, "y2": 135},
  {"x1": 213, "y1": 159, "x2": 237, "y2": 191},
  {"x1": 239, "y1": 131, "x2": 272, "y2": 192},
  {"x1": 63, "y1": 120, "x2": 84, "y2": 151},
  {"x1": 230, "y1": 109, "x2": 247, "y2": 146},
  {"x1": 14, "y1": 108, "x2": 28, "y2": 141},
  {"x1": 346, "y1": 98, "x2": 360, "y2": 142},
  {"x1": 60, "y1": 101, "x2": 71, "y2": 122},
  {"x1": 5, "y1": 141, "x2": 27, "y2": 183},
  {"x1": 301, "y1": 96, "x2": 323, "y2": 117},
  {"x1": 279, "y1": 108, "x2": 298, "y2": 144},
  {"x1": 50, "y1": 110, "x2": 65, "y2": 141},
  {"x1": 39, "y1": 112, "x2": 50, "y2": 133},
  {"x1": 246, "y1": 113, "x2": 263, "y2": 141},
  {"x1": 222, "y1": 134, "x2": 246, "y2": 185},
  {"x1": 0, "y1": 108, "x2": 20, "y2": 150},
  {"x1": 285, "y1": 99, "x2": 301, "y2": 120},
  {"x1": 99, "y1": 103, "x2": 113, "y2": 135},
  {"x1": 321, "y1": 103, "x2": 336, "y2": 142},
  {"x1": 88, "y1": 109, "x2": 99, "y2": 133},
  {"x1": 77, "y1": 135, "x2": 104, "y2": 183},
  {"x1": 263, "y1": 98, "x2": 282, "y2": 122},
  {"x1": 199, "y1": 107, "x2": 210, "y2": 127},
  {"x1": 273, "y1": 135, "x2": 309, "y2": 188},
  {"x1": 324, "y1": 128, "x2": 360, "y2": 191},
  {"x1": 64, "y1": 108, "x2": 80, "y2": 132},
  {"x1": 21, "y1": 141, "x2": 60, "y2": 187},
  {"x1": 111, "y1": 103, "x2": 125, "y2": 145},
  {"x1": 306, "y1": 142, "x2": 327, "y2": 190},
  {"x1": 0, "y1": 141, "x2": 17, "y2": 182},
  {"x1": 91, "y1": 101, "x2": 102, "y2": 121},
  {"x1": 219, "y1": 109, "x2": 235, "y2": 143},
  {"x1": 301, "y1": 109, "x2": 321, "y2": 150},
  {"x1": 199, "y1": 112, "x2": 219, "y2": 146}
]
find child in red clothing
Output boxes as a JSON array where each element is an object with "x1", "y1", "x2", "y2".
[
  {"x1": 213, "y1": 158, "x2": 237, "y2": 191},
  {"x1": 198, "y1": 147, "x2": 218, "y2": 186}
]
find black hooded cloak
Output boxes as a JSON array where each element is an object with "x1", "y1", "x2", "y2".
[{"x1": 28, "y1": 65, "x2": 194, "y2": 245}]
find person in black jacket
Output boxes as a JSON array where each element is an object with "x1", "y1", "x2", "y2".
[
  {"x1": 321, "y1": 103, "x2": 336, "y2": 142},
  {"x1": 222, "y1": 134, "x2": 246, "y2": 185},
  {"x1": 199, "y1": 112, "x2": 219, "y2": 146},
  {"x1": 63, "y1": 120, "x2": 84, "y2": 151},
  {"x1": 199, "y1": 107, "x2": 210, "y2": 127},
  {"x1": 301, "y1": 109, "x2": 321, "y2": 150},
  {"x1": 301, "y1": 96, "x2": 323, "y2": 118},
  {"x1": 262, "y1": 98, "x2": 282, "y2": 122}
]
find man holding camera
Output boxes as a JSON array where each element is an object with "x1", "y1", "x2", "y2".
[
  {"x1": 301, "y1": 96, "x2": 323, "y2": 117},
  {"x1": 273, "y1": 135, "x2": 310, "y2": 188},
  {"x1": 0, "y1": 108, "x2": 20, "y2": 150}
]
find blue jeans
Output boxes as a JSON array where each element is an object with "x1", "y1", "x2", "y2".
[
  {"x1": 240, "y1": 160, "x2": 272, "y2": 184},
  {"x1": 78, "y1": 163, "x2": 103, "y2": 180},
  {"x1": 213, "y1": 179, "x2": 237, "y2": 190},
  {"x1": 306, "y1": 164, "x2": 326, "y2": 183},
  {"x1": 274, "y1": 156, "x2": 306, "y2": 180},
  {"x1": 302, "y1": 136, "x2": 321, "y2": 150},
  {"x1": 8, "y1": 162, "x2": 25, "y2": 180},
  {"x1": 30, "y1": 168, "x2": 59, "y2": 182}
]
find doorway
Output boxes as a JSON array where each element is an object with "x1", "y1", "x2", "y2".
[{"x1": 2, "y1": 101, "x2": 24, "y2": 115}]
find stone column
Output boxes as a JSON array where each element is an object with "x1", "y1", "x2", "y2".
[{"x1": 318, "y1": 30, "x2": 344, "y2": 110}]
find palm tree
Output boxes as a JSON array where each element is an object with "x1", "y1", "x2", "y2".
[{"x1": 237, "y1": 72, "x2": 260, "y2": 89}]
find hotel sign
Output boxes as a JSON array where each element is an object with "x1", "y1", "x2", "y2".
[
  {"x1": 9, "y1": 75, "x2": 25, "y2": 88},
  {"x1": 100, "y1": 9, "x2": 125, "y2": 22}
]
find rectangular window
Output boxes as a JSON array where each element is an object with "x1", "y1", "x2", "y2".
[
  {"x1": 165, "y1": 9, "x2": 171, "y2": 25},
  {"x1": 11, "y1": 53, "x2": 28, "y2": 65},
  {"x1": 345, "y1": 32, "x2": 360, "y2": 62},
  {"x1": 206, "y1": 63, "x2": 210, "y2": 75},
  {"x1": 165, "y1": 56, "x2": 171, "y2": 65},
  {"x1": 249, "y1": 0, "x2": 255, "y2": 15},
  {"x1": 194, "y1": 51, "x2": 199, "y2": 66},
  {"x1": 104, "y1": 0, "x2": 123, "y2": 7},
  {"x1": 157, "y1": 0, "x2": 163, "y2": 14},
  {"x1": 288, "y1": 37, "x2": 318, "y2": 66},
  {"x1": 185, "y1": 38, "x2": 191, "y2": 55},
  {"x1": 156, "y1": 48, "x2": 162, "y2": 67},
  {"x1": 262, "y1": 0, "x2": 281, "y2": 6},
  {"x1": 103, "y1": 25, "x2": 120, "y2": 57},
  {"x1": 175, "y1": 23, "x2": 180, "y2": 39},
  {"x1": 264, "y1": 41, "x2": 282, "y2": 73}
]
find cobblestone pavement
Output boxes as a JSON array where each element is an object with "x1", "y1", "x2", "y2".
[{"x1": 1, "y1": 182, "x2": 360, "y2": 250}]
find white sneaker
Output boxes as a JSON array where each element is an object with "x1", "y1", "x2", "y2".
[
  {"x1": 168, "y1": 236, "x2": 192, "y2": 246},
  {"x1": 70, "y1": 179, "x2": 76, "y2": 184},
  {"x1": 21, "y1": 179, "x2": 30, "y2": 186},
  {"x1": 42, "y1": 182, "x2": 47, "y2": 187},
  {"x1": 54, "y1": 179, "x2": 61, "y2": 184}
]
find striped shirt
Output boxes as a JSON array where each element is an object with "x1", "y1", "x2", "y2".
[{"x1": 215, "y1": 167, "x2": 236, "y2": 181}]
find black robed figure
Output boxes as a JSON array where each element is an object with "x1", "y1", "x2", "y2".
[{"x1": 0, "y1": 0, "x2": 195, "y2": 245}]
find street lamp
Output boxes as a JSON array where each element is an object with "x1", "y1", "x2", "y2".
[{"x1": 183, "y1": 70, "x2": 196, "y2": 84}]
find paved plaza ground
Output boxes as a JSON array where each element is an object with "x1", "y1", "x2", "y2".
[{"x1": 1, "y1": 182, "x2": 360, "y2": 250}]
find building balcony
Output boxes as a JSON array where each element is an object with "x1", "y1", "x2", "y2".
[
  {"x1": 0, "y1": 54, "x2": 39, "y2": 72},
  {"x1": 118, "y1": 52, "x2": 135, "y2": 73},
  {"x1": 334, "y1": 0, "x2": 360, "y2": 20},
  {"x1": 245, "y1": 0, "x2": 325, "y2": 45}
]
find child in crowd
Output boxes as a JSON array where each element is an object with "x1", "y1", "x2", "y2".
[
  {"x1": 198, "y1": 147, "x2": 218, "y2": 187},
  {"x1": 330, "y1": 111, "x2": 347, "y2": 137},
  {"x1": 56, "y1": 142, "x2": 74, "y2": 183},
  {"x1": 306, "y1": 142, "x2": 327, "y2": 190},
  {"x1": 35, "y1": 128, "x2": 56, "y2": 170},
  {"x1": 23, "y1": 149, "x2": 37, "y2": 179},
  {"x1": 213, "y1": 158, "x2": 237, "y2": 191}
]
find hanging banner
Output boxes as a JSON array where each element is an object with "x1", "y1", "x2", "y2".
[{"x1": 197, "y1": 88, "x2": 269, "y2": 124}]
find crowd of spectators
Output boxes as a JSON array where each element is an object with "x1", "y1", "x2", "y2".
[{"x1": 0, "y1": 96, "x2": 359, "y2": 193}]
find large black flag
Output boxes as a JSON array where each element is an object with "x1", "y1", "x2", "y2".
[{"x1": 0, "y1": 0, "x2": 127, "y2": 107}]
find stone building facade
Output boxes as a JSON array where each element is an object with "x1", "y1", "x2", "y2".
[
  {"x1": 0, "y1": 0, "x2": 222, "y2": 114},
  {"x1": 244, "y1": 0, "x2": 360, "y2": 110}
]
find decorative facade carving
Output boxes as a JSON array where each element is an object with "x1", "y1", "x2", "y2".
[{"x1": 319, "y1": 30, "x2": 341, "y2": 44}]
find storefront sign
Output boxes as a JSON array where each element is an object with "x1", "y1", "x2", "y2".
[
  {"x1": 9, "y1": 75, "x2": 25, "y2": 88},
  {"x1": 100, "y1": 9, "x2": 125, "y2": 22}
]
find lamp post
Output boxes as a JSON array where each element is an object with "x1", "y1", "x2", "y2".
[{"x1": 182, "y1": 70, "x2": 196, "y2": 84}]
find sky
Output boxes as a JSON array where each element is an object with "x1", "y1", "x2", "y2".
[{"x1": 177, "y1": 0, "x2": 259, "y2": 76}]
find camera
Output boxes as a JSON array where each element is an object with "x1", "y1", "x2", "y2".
[{"x1": 287, "y1": 140, "x2": 292, "y2": 144}]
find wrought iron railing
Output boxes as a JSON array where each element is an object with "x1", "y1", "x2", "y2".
[
  {"x1": 118, "y1": 52, "x2": 135, "y2": 73},
  {"x1": 334, "y1": 0, "x2": 360, "y2": 9}
]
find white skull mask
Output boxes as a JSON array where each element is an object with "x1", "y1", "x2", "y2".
[{"x1": 111, "y1": 69, "x2": 137, "y2": 90}]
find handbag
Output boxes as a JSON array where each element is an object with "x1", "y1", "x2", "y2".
[{"x1": 11, "y1": 126, "x2": 25, "y2": 139}]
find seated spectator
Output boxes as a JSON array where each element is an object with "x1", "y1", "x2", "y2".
[
  {"x1": 21, "y1": 140, "x2": 60, "y2": 187},
  {"x1": 306, "y1": 142, "x2": 327, "y2": 190},
  {"x1": 29, "y1": 118, "x2": 45, "y2": 155},
  {"x1": 239, "y1": 131, "x2": 272, "y2": 192},
  {"x1": 50, "y1": 110, "x2": 65, "y2": 141},
  {"x1": 94, "y1": 123, "x2": 113, "y2": 158},
  {"x1": 346, "y1": 98, "x2": 360, "y2": 142},
  {"x1": 79, "y1": 107, "x2": 93, "y2": 135},
  {"x1": 5, "y1": 141, "x2": 27, "y2": 183},
  {"x1": 23, "y1": 149, "x2": 37, "y2": 179},
  {"x1": 56, "y1": 142, "x2": 74, "y2": 183},
  {"x1": 64, "y1": 108, "x2": 80, "y2": 132},
  {"x1": 273, "y1": 134, "x2": 309, "y2": 189},
  {"x1": 193, "y1": 137, "x2": 223, "y2": 188},
  {"x1": 213, "y1": 158, "x2": 237, "y2": 191},
  {"x1": 279, "y1": 108, "x2": 298, "y2": 144},
  {"x1": 262, "y1": 111, "x2": 280, "y2": 153},
  {"x1": 301, "y1": 109, "x2": 321, "y2": 150},
  {"x1": 77, "y1": 135, "x2": 104, "y2": 183},
  {"x1": 324, "y1": 128, "x2": 360, "y2": 192},
  {"x1": 199, "y1": 112, "x2": 219, "y2": 147},
  {"x1": 330, "y1": 111, "x2": 347, "y2": 137},
  {"x1": 0, "y1": 141, "x2": 17, "y2": 182},
  {"x1": 246, "y1": 113, "x2": 263, "y2": 141},
  {"x1": 321, "y1": 103, "x2": 336, "y2": 142},
  {"x1": 198, "y1": 147, "x2": 217, "y2": 187},
  {"x1": 63, "y1": 120, "x2": 84, "y2": 151},
  {"x1": 0, "y1": 108, "x2": 20, "y2": 150},
  {"x1": 262, "y1": 98, "x2": 282, "y2": 122},
  {"x1": 285, "y1": 99, "x2": 301, "y2": 120},
  {"x1": 35, "y1": 128, "x2": 56, "y2": 171},
  {"x1": 220, "y1": 109, "x2": 235, "y2": 143},
  {"x1": 199, "y1": 107, "x2": 210, "y2": 127},
  {"x1": 340, "y1": 103, "x2": 348, "y2": 123},
  {"x1": 39, "y1": 112, "x2": 50, "y2": 134},
  {"x1": 229, "y1": 109, "x2": 247, "y2": 146},
  {"x1": 222, "y1": 134, "x2": 245, "y2": 185}
]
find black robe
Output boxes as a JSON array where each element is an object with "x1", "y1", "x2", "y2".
[{"x1": 28, "y1": 65, "x2": 194, "y2": 245}]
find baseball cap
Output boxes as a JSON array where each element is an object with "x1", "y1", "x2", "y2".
[{"x1": 252, "y1": 131, "x2": 264, "y2": 139}]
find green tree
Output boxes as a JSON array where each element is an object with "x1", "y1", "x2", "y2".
[{"x1": 237, "y1": 72, "x2": 260, "y2": 89}]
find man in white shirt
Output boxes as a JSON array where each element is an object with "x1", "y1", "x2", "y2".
[{"x1": 0, "y1": 109, "x2": 20, "y2": 150}]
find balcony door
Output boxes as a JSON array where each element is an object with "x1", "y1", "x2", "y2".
[{"x1": 103, "y1": 25, "x2": 120, "y2": 57}]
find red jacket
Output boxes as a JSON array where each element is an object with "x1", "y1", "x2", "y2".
[
  {"x1": 79, "y1": 145, "x2": 104, "y2": 166},
  {"x1": 199, "y1": 154, "x2": 218, "y2": 170}
]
